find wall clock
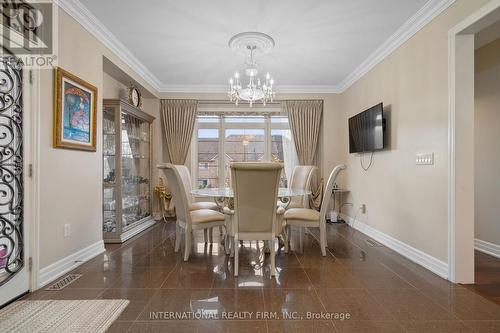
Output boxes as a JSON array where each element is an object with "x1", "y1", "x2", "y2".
[{"x1": 128, "y1": 85, "x2": 142, "y2": 109}]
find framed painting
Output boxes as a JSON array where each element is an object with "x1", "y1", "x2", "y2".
[{"x1": 54, "y1": 67, "x2": 97, "y2": 151}]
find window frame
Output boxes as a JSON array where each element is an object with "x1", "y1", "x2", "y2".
[{"x1": 191, "y1": 113, "x2": 290, "y2": 189}]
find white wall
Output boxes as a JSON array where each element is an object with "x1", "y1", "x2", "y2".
[{"x1": 474, "y1": 37, "x2": 500, "y2": 248}]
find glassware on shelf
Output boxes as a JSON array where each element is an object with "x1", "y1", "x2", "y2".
[{"x1": 103, "y1": 100, "x2": 154, "y2": 242}]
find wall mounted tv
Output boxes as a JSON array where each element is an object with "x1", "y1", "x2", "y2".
[{"x1": 349, "y1": 103, "x2": 385, "y2": 154}]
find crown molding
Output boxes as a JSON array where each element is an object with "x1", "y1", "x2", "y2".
[
  {"x1": 57, "y1": 0, "x2": 455, "y2": 95},
  {"x1": 56, "y1": 0, "x2": 163, "y2": 92},
  {"x1": 157, "y1": 84, "x2": 341, "y2": 94},
  {"x1": 336, "y1": 0, "x2": 456, "y2": 92}
]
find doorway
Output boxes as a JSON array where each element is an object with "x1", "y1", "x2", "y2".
[{"x1": 448, "y1": 0, "x2": 500, "y2": 283}]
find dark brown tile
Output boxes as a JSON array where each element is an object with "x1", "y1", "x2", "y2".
[
  {"x1": 334, "y1": 321, "x2": 405, "y2": 333},
  {"x1": 113, "y1": 266, "x2": 174, "y2": 288},
  {"x1": 198, "y1": 320, "x2": 268, "y2": 333},
  {"x1": 267, "y1": 320, "x2": 336, "y2": 333},
  {"x1": 127, "y1": 320, "x2": 199, "y2": 332},
  {"x1": 350, "y1": 266, "x2": 413, "y2": 289},
  {"x1": 263, "y1": 288, "x2": 325, "y2": 319},
  {"x1": 400, "y1": 320, "x2": 475, "y2": 333},
  {"x1": 264, "y1": 267, "x2": 313, "y2": 289},
  {"x1": 318, "y1": 288, "x2": 394, "y2": 321},
  {"x1": 304, "y1": 266, "x2": 364, "y2": 289},
  {"x1": 138, "y1": 289, "x2": 211, "y2": 320},
  {"x1": 51, "y1": 288, "x2": 105, "y2": 300},
  {"x1": 435, "y1": 288, "x2": 500, "y2": 320},
  {"x1": 161, "y1": 264, "x2": 215, "y2": 289},
  {"x1": 207, "y1": 289, "x2": 265, "y2": 315},
  {"x1": 463, "y1": 320, "x2": 500, "y2": 333},
  {"x1": 369, "y1": 288, "x2": 455, "y2": 321}
]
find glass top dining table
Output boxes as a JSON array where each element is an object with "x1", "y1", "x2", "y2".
[{"x1": 191, "y1": 187, "x2": 311, "y2": 198}]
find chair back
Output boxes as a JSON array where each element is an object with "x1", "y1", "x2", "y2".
[
  {"x1": 158, "y1": 163, "x2": 191, "y2": 224},
  {"x1": 289, "y1": 165, "x2": 316, "y2": 208},
  {"x1": 174, "y1": 165, "x2": 195, "y2": 204},
  {"x1": 319, "y1": 164, "x2": 347, "y2": 221},
  {"x1": 231, "y1": 162, "x2": 282, "y2": 234}
]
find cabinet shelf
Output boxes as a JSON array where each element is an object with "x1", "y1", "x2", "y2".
[{"x1": 102, "y1": 99, "x2": 156, "y2": 244}]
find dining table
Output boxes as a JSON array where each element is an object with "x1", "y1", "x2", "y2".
[
  {"x1": 191, "y1": 187, "x2": 312, "y2": 209},
  {"x1": 191, "y1": 187, "x2": 312, "y2": 253}
]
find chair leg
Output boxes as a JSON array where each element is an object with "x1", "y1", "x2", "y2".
[
  {"x1": 209, "y1": 228, "x2": 213, "y2": 244},
  {"x1": 270, "y1": 238, "x2": 276, "y2": 277},
  {"x1": 284, "y1": 225, "x2": 290, "y2": 254},
  {"x1": 320, "y1": 222, "x2": 327, "y2": 257},
  {"x1": 234, "y1": 235, "x2": 239, "y2": 277},
  {"x1": 299, "y1": 227, "x2": 304, "y2": 253},
  {"x1": 174, "y1": 221, "x2": 181, "y2": 253},
  {"x1": 184, "y1": 228, "x2": 192, "y2": 261},
  {"x1": 203, "y1": 229, "x2": 208, "y2": 243},
  {"x1": 230, "y1": 236, "x2": 235, "y2": 258}
]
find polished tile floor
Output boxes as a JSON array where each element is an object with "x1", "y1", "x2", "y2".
[
  {"x1": 464, "y1": 251, "x2": 500, "y2": 307},
  {"x1": 23, "y1": 221, "x2": 500, "y2": 332}
]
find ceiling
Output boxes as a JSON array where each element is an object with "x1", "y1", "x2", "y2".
[{"x1": 77, "y1": 0, "x2": 438, "y2": 92}]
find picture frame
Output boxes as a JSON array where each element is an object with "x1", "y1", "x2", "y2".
[{"x1": 54, "y1": 67, "x2": 97, "y2": 151}]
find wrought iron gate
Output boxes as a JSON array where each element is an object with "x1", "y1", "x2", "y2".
[{"x1": 0, "y1": 51, "x2": 24, "y2": 286}]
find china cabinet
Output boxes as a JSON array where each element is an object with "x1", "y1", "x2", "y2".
[{"x1": 103, "y1": 99, "x2": 155, "y2": 243}]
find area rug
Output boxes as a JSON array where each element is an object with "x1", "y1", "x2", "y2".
[{"x1": 0, "y1": 299, "x2": 129, "y2": 333}]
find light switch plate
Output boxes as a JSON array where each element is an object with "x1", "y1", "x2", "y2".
[{"x1": 416, "y1": 153, "x2": 434, "y2": 165}]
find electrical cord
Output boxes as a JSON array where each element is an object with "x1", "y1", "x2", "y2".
[{"x1": 360, "y1": 151, "x2": 374, "y2": 171}]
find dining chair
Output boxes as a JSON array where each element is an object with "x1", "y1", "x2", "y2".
[
  {"x1": 158, "y1": 163, "x2": 226, "y2": 261},
  {"x1": 231, "y1": 162, "x2": 283, "y2": 277},
  {"x1": 175, "y1": 165, "x2": 221, "y2": 243},
  {"x1": 284, "y1": 165, "x2": 317, "y2": 209},
  {"x1": 284, "y1": 164, "x2": 346, "y2": 256}
]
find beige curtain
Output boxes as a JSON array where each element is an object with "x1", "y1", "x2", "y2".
[
  {"x1": 285, "y1": 100, "x2": 323, "y2": 209},
  {"x1": 161, "y1": 99, "x2": 198, "y2": 164},
  {"x1": 158, "y1": 99, "x2": 198, "y2": 217}
]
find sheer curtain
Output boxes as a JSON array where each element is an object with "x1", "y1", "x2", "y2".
[
  {"x1": 284, "y1": 100, "x2": 323, "y2": 209},
  {"x1": 282, "y1": 129, "x2": 299, "y2": 187}
]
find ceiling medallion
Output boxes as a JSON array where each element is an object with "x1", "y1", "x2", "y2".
[{"x1": 227, "y1": 32, "x2": 275, "y2": 107}]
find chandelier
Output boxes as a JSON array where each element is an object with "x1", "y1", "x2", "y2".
[{"x1": 227, "y1": 32, "x2": 276, "y2": 107}]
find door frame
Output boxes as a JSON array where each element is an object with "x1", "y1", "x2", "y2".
[{"x1": 448, "y1": 0, "x2": 500, "y2": 283}]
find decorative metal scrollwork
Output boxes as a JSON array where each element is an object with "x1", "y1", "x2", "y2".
[{"x1": 0, "y1": 50, "x2": 23, "y2": 286}]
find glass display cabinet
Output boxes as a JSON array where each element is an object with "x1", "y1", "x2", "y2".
[{"x1": 103, "y1": 99, "x2": 155, "y2": 243}]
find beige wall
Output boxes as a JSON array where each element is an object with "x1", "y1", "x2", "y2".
[
  {"x1": 332, "y1": 0, "x2": 490, "y2": 263},
  {"x1": 38, "y1": 8, "x2": 160, "y2": 269},
  {"x1": 474, "y1": 37, "x2": 500, "y2": 247}
]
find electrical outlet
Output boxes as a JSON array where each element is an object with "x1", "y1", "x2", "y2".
[
  {"x1": 361, "y1": 204, "x2": 366, "y2": 214},
  {"x1": 64, "y1": 224, "x2": 71, "y2": 238}
]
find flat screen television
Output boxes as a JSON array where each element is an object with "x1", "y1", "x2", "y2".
[{"x1": 349, "y1": 103, "x2": 385, "y2": 153}]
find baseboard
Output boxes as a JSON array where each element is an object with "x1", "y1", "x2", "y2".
[
  {"x1": 340, "y1": 214, "x2": 449, "y2": 279},
  {"x1": 475, "y1": 238, "x2": 500, "y2": 259},
  {"x1": 37, "y1": 240, "x2": 105, "y2": 289}
]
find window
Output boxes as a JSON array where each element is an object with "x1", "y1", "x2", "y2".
[{"x1": 194, "y1": 114, "x2": 294, "y2": 188}]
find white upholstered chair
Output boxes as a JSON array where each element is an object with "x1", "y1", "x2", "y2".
[
  {"x1": 175, "y1": 165, "x2": 221, "y2": 243},
  {"x1": 158, "y1": 163, "x2": 226, "y2": 261},
  {"x1": 284, "y1": 164, "x2": 346, "y2": 256},
  {"x1": 285, "y1": 165, "x2": 317, "y2": 209},
  {"x1": 231, "y1": 162, "x2": 283, "y2": 277}
]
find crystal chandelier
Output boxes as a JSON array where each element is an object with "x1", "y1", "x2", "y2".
[{"x1": 227, "y1": 32, "x2": 276, "y2": 107}]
